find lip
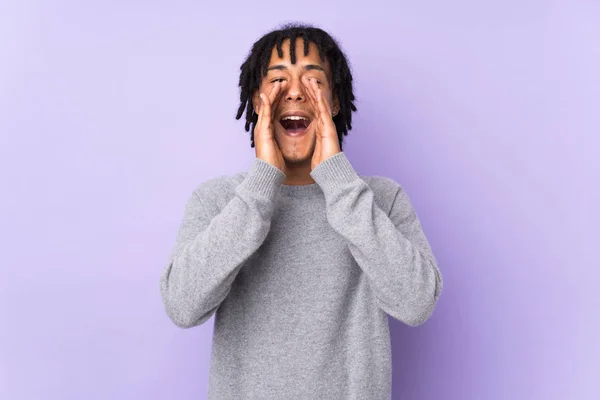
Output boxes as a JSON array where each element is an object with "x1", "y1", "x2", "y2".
[
  {"x1": 279, "y1": 110, "x2": 312, "y2": 120},
  {"x1": 278, "y1": 110, "x2": 312, "y2": 137}
]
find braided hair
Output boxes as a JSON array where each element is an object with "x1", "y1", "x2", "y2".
[{"x1": 235, "y1": 22, "x2": 357, "y2": 151}]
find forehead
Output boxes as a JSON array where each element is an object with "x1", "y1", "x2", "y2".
[{"x1": 266, "y1": 38, "x2": 330, "y2": 71}]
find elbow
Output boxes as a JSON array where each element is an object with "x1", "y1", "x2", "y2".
[
  {"x1": 169, "y1": 313, "x2": 212, "y2": 330},
  {"x1": 379, "y1": 277, "x2": 443, "y2": 327},
  {"x1": 403, "y1": 260, "x2": 443, "y2": 327},
  {"x1": 159, "y1": 260, "x2": 218, "y2": 329},
  {"x1": 379, "y1": 297, "x2": 436, "y2": 327},
  {"x1": 406, "y1": 278, "x2": 443, "y2": 327},
  {"x1": 162, "y1": 298, "x2": 218, "y2": 329},
  {"x1": 162, "y1": 293, "x2": 196, "y2": 328},
  {"x1": 160, "y1": 281, "x2": 218, "y2": 329},
  {"x1": 167, "y1": 312, "x2": 197, "y2": 329},
  {"x1": 401, "y1": 301, "x2": 436, "y2": 327}
]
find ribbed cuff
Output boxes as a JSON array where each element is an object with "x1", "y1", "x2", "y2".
[
  {"x1": 237, "y1": 157, "x2": 286, "y2": 201},
  {"x1": 310, "y1": 152, "x2": 361, "y2": 194}
]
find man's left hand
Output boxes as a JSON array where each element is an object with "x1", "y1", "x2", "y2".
[{"x1": 302, "y1": 76, "x2": 341, "y2": 171}]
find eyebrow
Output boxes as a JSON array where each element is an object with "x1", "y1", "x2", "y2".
[{"x1": 266, "y1": 64, "x2": 326, "y2": 73}]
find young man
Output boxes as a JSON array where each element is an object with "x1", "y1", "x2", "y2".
[{"x1": 160, "y1": 23, "x2": 443, "y2": 400}]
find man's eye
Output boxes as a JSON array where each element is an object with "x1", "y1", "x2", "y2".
[{"x1": 271, "y1": 78, "x2": 285, "y2": 83}]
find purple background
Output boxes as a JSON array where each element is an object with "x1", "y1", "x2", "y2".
[{"x1": 1, "y1": 1, "x2": 598, "y2": 399}]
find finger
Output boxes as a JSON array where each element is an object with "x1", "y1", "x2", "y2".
[
  {"x1": 313, "y1": 121, "x2": 322, "y2": 160},
  {"x1": 261, "y1": 82, "x2": 278, "y2": 112},
  {"x1": 309, "y1": 78, "x2": 332, "y2": 117},
  {"x1": 259, "y1": 93, "x2": 272, "y2": 125},
  {"x1": 303, "y1": 77, "x2": 331, "y2": 118},
  {"x1": 255, "y1": 94, "x2": 265, "y2": 136},
  {"x1": 301, "y1": 77, "x2": 319, "y2": 114},
  {"x1": 267, "y1": 81, "x2": 287, "y2": 110},
  {"x1": 256, "y1": 82, "x2": 279, "y2": 117}
]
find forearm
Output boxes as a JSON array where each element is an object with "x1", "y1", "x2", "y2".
[
  {"x1": 160, "y1": 158, "x2": 285, "y2": 328},
  {"x1": 311, "y1": 152, "x2": 443, "y2": 326}
]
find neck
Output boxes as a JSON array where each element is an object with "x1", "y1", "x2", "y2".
[{"x1": 281, "y1": 161, "x2": 315, "y2": 186}]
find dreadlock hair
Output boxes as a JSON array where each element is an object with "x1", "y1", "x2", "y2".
[{"x1": 235, "y1": 22, "x2": 357, "y2": 152}]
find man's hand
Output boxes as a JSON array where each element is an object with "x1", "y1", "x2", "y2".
[
  {"x1": 254, "y1": 81, "x2": 288, "y2": 173},
  {"x1": 302, "y1": 76, "x2": 341, "y2": 171}
]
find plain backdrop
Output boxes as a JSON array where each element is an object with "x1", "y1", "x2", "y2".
[{"x1": 1, "y1": 1, "x2": 598, "y2": 399}]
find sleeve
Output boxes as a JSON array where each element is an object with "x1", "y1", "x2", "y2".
[
  {"x1": 160, "y1": 158, "x2": 286, "y2": 328},
  {"x1": 310, "y1": 152, "x2": 443, "y2": 327}
]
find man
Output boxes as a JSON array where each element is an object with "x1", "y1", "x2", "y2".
[{"x1": 160, "y1": 23, "x2": 443, "y2": 400}]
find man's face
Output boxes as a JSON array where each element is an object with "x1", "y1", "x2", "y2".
[{"x1": 252, "y1": 38, "x2": 339, "y2": 166}]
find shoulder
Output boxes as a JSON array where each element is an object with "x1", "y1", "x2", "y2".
[
  {"x1": 361, "y1": 174, "x2": 403, "y2": 193},
  {"x1": 188, "y1": 171, "x2": 244, "y2": 210},
  {"x1": 359, "y1": 174, "x2": 405, "y2": 215}
]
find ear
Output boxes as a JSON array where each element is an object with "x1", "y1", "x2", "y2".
[{"x1": 332, "y1": 92, "x2": 340, "y2": 116}]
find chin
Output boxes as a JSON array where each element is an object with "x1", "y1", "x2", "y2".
[
  {"x1": 282, "y1": 150, "x2": 313, "y2": 166},
  {"x1": 276, "y1": 131, "x2": 316, "y2": 162}
]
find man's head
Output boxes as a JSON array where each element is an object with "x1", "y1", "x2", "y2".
[{"x1": 236, "y1": 23, "x2": 357, "y2": 162}]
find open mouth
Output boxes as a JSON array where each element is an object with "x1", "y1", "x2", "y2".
[{"x1": 279, "y1": 115, "x2": 312, "y2": 136}]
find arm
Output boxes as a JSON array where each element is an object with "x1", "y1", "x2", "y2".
[
  {"x1": 310, "y1": 152, "x2": 443, "y2": 326},
  {"x1": 160, "y1": 158, "x2": 285, "y2": 328}
]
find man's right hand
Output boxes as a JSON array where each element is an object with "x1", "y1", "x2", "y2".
[{"x1": 254, "y1": 81, "x2": 287, "y2": 173}]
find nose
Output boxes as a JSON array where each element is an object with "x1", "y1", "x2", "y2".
[{"x1": 284, "y1": 78, "x2": 306, "y2": 103}]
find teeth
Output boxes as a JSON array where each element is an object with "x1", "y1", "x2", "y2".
[{"x1": 281, "y1": 116, "x2": 307, "y2": 121}]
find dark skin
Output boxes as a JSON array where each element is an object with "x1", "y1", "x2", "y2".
[{"x1": 252, "y1": 38, "x2": 340, "y2": 185}]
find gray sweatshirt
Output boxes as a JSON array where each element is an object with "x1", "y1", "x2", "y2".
[{"x1": 160, "y1": 151, "x2": 443, "y2": 400}]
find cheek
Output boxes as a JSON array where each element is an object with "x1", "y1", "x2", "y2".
[
  {"x1": 321, "y1": 88, "x2": 334, "y2": 104},
  {"x1": 322, "y1": 96, "x2": 334, "y2": 111}
]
